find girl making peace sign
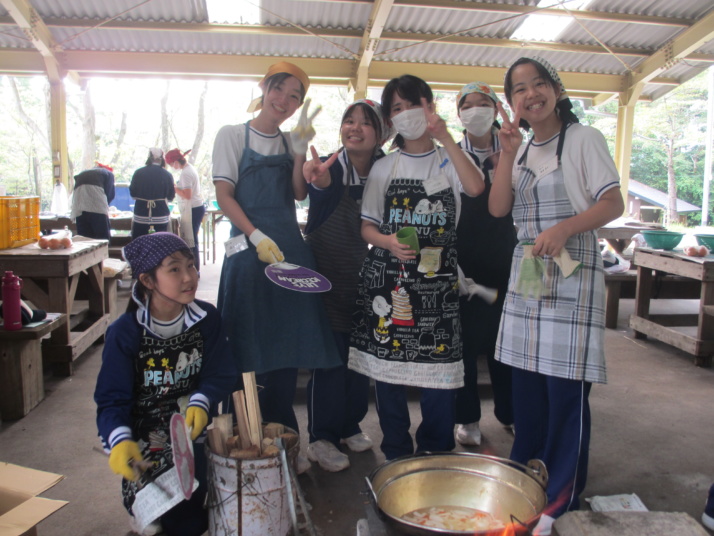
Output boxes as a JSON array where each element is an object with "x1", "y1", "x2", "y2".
[
  {"x1": 350, "y1": 74, "x2": 484, "y2": 460},
  {"x1": 489, "y1": 57, "x2": 624, "y2": 534}
]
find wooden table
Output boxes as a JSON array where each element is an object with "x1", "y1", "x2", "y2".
[
  {"x1": 0, "y1": 314, "x2": 67, "y2": 419},
  {"x1": 629, "y1": 247, "x2": 714, "y2": 367},
  {"x1": 0, "y1": 240, "x2": 110, "y2": 376},
  {"x1": 201, "y1": 208, "x2": 225, "y2": 264},
  {"x1": 598, "y1": 225, "x2": 661, "y2": 253}
]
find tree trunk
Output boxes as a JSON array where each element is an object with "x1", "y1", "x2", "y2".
[
  {"x1": 32, "y1": 152, "x2": 41, "y2": 196},
  {"x1": 10, "y1": 78, "x2": 50, "y2": 154},
  {"x1": 666, "y1": 137, "x2": 678, "y2": 225},
  {"x1": 161, "y1": 81, "x2": 170, "y2": 151},
  {"x1": 82, "y1": 83, "x2": 97, "y2": 171},
  {"x1": 190, "y1": 82, "x2": 208, "y2": 165},
  {"x1": 110, "y1": 111, "x2": 127, "y2": 168}
]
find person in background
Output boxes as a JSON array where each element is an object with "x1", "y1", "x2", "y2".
[
  {"x1": 349, "y1": 74, "x2": 484, "y2": 461},
  {"x1": 301, "y1": 99, "x2": 391, "y2": 472},
  {"x1": 212, "y1": 62, "x2": 341, "y2": 474},
  {"x1": 70, "y1": 162, "x2": 115, "y2": 239},
  {"x1": 166, "y1": 148, "x2": 205, "y2": 273},
  {"x1": 490, "y1": 56, "x2": 624, "y2": 535},
  {"x1": 453, "y1": 82, "x2": 516, "y2": 447},
  {"x1": 130, "y1": 148, "x2": 175, "y2": 238},
  {"x1": 703, "y1": 483, "x2": 714, "y2": 530},
  {"x1": 94, "y1": 233, "x2": 237, "y2": 536}
]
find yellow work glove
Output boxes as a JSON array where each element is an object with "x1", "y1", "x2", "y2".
[
  {"x1": 290, "y1": 98, "x2": 322, "y2": 154},
  {"x1": 109, "y1": 440, "x2": 143, "y2": 481},
  {"x1": 249, "y1": 229, "x2": 284, "y2": 264},
  {"x1": 553, "y1": 249, "x2": 583, "y2": 278},
  {"x1": 185, "y1": 406, "x2": 208, "y2": 441}
]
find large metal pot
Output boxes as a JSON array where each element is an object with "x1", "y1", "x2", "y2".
[{"x1": 367, "y1": 452, "x2": 548, "y2": 536}]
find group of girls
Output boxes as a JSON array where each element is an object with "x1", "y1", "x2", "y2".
[{"x1": 95, "y1": 56, "x2": 623, "y2": 536}]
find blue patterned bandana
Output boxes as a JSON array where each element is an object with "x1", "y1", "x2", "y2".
[{"x1": 123, "y1": 233, "x2": 190, "y2": 276}]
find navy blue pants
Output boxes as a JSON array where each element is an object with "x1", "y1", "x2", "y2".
[
  {"x1": 307, "y1": 331, "x2": 370, "y2": 446},
  {"x1": 190, "y1": 204, "x2": 206, "y2": 272},
  {"x1": 76, "y1": 211, "x2": 111, "y2": 240},
  {"x1": 256, "y1": 368, "x2": 299, "y2": 434},
  {"x1": 375, "y1": 381, "x2": 456, "y2": 460},
  {"x1": 510, "y1": 368, "x2": 591, "y2": 518}
]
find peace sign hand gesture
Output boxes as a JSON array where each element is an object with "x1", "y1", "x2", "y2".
[
  {"x1": 422, "y1": 98, "x2": 449, "y2": 144},
  {"x1": 291, "y1": 98, "x2": 322, "y2": 154},
  {"x1": 303, "y1": 145, "x2": 340, "y2": 189},
  {"x1": 496, "y1": 101, "x2": 524, "y2": 155}
]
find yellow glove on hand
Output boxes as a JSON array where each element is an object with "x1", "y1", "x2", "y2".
[
  {"x1": 249, "y1": 229, "x2": 284, "y2": 264},
  {"x1": 109, "y1": 440, "x2": 143, "y2": 481},
  {"x1": 290, "y1": 98, "x2": 322, "y2": 154},
  {"x1": 185, "y1": 406, "x2": 208, "y2": 441}
]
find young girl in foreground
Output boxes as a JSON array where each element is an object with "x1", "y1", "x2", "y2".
[
  {"x1": 490, "y1": 57, "x2": 624, "y2": 535},
  {"x1": 350, "y1": 75, "x2": 484, "y2": 460},
  {"x1": 302, "y1": 99, "x2": 390, "y2": 472},
  {"x1": 94, "y1": 233, "x2": 237, "y2": 536}
]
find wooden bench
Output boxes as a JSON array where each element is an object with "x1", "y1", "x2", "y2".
[
  {"x1": 0, "y1": 314, "x2": 67, "y2": 420},
  {"x1": 604, "y1": 270, "x2": 701, "y2": 329},
  {"x1": 103, "y1": 266, "x2": 132, "y2": 322}
]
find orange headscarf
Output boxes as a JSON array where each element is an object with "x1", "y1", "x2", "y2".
[{"x1": 246, "y1": 62, "x2": 311, "y2": 113}]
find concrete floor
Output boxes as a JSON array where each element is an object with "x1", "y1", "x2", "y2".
[{"x1": 1, "y1": 243, "x2": 713, "y2": 536}]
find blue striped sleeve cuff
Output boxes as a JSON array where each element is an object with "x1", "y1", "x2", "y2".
[
  {"x1": 188, "y1": 393, "x2": 209, "y2": 412},
  {"x1": 108, "y1": 426, "x2": 133, "y2": 449}
]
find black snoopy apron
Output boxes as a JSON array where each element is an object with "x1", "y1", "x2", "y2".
[
  {"x1": 122, "y1": 328, "x2": 204, "y2": 513},
  {"x1": 349, "y1": 148, "x2": 464, "y2": 389}
]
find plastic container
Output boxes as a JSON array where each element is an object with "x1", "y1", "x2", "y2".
[
  {"x1": 640, "y1": 230, "x2": 684, "y2": 251},
  {"x1": 0, "y1": 196, "x2": 40, "y2": 249},
  {"x1": 694, "y1": 234, "x2": 714, "y2": 251},
  {"x1": 2, "y1": 271, "x2": 23, "y2": 331}
]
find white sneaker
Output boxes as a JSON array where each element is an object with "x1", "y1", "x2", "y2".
[
  {"x1": 533, "y1": 514, "x2": 555, "y2": 536},
  {"x1": 343, "y1": 432, "x2": 373, "y2": 452},
  {"x1": 307, "y1": 439, "x2": 350, "y2": 472},
  {"x1": 129, "y1": 515, "x2": 163, "y2": 535},
  {"x1": 455, "y1": 422, "x2": 481, "y2": 446},
  {"x1": 295, "y1": 453, "x2": 311, "y2": 475}
]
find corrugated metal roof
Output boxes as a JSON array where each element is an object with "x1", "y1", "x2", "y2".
[
  {"x1": 0, "y1": 0, "x2": 711, "y2": 102},
  {"x1": 629, "y1": 180, "x2": 700, "y2": 212}
]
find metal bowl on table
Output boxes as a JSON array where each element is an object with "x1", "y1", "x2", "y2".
[{"x1": 367, "y1": 452, "x2": 548, "y2": 535}]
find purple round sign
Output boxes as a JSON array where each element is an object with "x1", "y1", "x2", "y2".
[{"x1": 265, "y1": 262, "x2": 332, "y2": 292}]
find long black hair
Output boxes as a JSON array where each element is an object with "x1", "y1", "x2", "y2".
[
  {"x1": 503, "y1": 57, "x2": 579, "y2": 131},
  {"x1": 381, "y1": 75, "x2": 433, "y2": 149}
]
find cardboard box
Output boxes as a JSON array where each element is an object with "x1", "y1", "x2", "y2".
[{"x1": 0, "y1": 462, "x2": 68, "y2": 536}]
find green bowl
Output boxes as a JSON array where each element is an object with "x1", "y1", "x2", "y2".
[
  {"x1": 640, "y1": 230, "x2": 684, "y2": 250},
  {"x1": 694, "y1": 234, "x2": 714, "y2": 251},
  {"x1": 212, "y1": 200, "x2": 220, "y2": 210}
]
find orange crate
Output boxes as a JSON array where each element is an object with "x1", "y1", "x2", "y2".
[{"x1": 0, "y1": 196, "x2": 40, "y2": 249}]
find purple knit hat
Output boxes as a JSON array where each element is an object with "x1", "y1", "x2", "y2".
[{"x1": 123, "y1": 233, "x2": 191, "y2": 276}]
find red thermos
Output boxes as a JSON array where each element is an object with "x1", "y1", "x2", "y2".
[{"x1": 2, "y1": 271, "x2": 23, "y2": 331}]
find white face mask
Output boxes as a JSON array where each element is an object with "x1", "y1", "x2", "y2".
[
  {"x1": 391, "y1": 107, "x2": 427, "y2": 141},
  {"x1": 460, "y1": 106, "x2": 495, "y2": 137}
]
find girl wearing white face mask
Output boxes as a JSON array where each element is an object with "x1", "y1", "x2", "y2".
[
  {"x1": 453, "y1": 82, "x2": 517, "y2": 448},
  {"x1": 349, "y1": 75, "x2": 485, "y2": 460}
]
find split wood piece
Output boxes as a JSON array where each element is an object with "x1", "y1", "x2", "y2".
[
  {"x1": 207, "y1": 428, "x2": 227, "y2": 456},
  {"x1": 232, "y1": 390, "x2": 253, "y2": 450},
  {"x1": 225, "y1": 435, "x2": 241, "y2": 451},
  {"x1": 279, "y1": 432, "x2": 300, "y2": 451},
  {"x1": 213, "y1": 414, "x2": 234, "y2": 445},
  {"x1": 242, "y1": 372, "x2": 263, "y2": 453},
  {"x1": 263, "y1": 422, "x2": 285, "y2": 439},
  {"x1": 229, "y1": 445, "x2": 260, "y2": 460}
]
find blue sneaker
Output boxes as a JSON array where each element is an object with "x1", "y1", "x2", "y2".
[{"x1": 703, "y1": 483, "x2": 714, "y2": 531}]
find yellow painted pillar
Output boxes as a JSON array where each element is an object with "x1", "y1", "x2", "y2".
[
  {"x1": 48, "y1": 80, "x2": 69, "y2": 189},
  {"x1": 614, "y1": 102, "x2": 636, "y2": 214}
]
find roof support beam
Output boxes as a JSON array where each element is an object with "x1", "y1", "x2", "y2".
[
  {"x1": 628, "y1": 9, "x2": 714, "y2": 90},
  {"x1": 354, "y1": 0, "x2": 394, "y2": 99},
  {"x1": 0, "y1": 0, "x2": 63, "y2": 81}
]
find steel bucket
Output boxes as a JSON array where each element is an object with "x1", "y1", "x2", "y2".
[{"x1": 367, "y1": 452, "x2": 548, "y2": 535}]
